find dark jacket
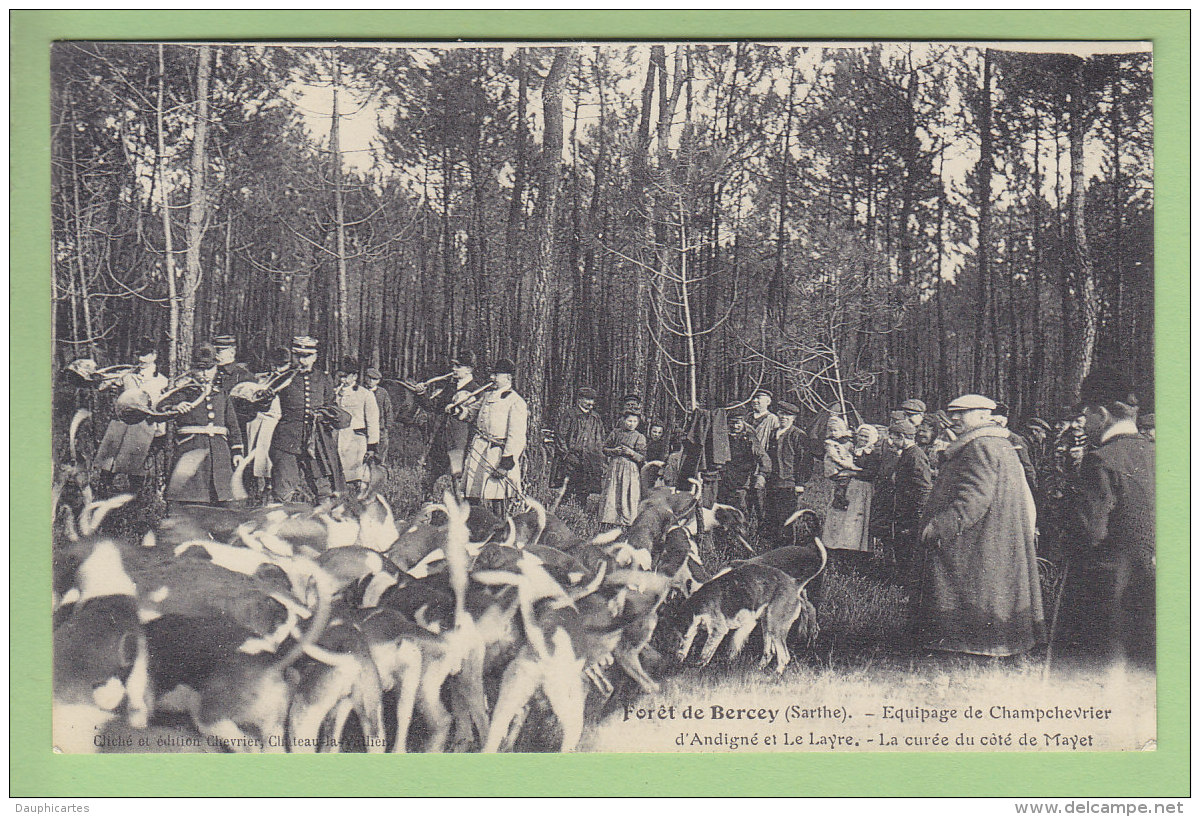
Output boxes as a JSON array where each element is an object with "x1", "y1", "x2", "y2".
[
  {"x1": 269, "y1": 368, "x2": 339, "y2": 456},
  {"x1": 166, "y1": 382, "x2": 244, "y2": 503},
  {"x1": 1069, "y1": 431, "x2": 1155, "y2": 563},
  {"x1": 722, "y1": 428, "x2": 772, "y2": 489},
  {"x1": 892, "y1": 444, "x2": 933, "y2": 532},
  {"x1": 556, "y1": 405, "x2": 607, "y2": 460},
  {"x1": 1057, "y1": 427, "x2": 1155, "y2": 669},
  {"x1": 768, "y1": 425, "x2": 811, "y2": 487}
]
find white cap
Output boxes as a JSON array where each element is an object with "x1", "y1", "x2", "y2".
[{"x1": 946, "y1": 394, "x2": 997, "y2": 412}]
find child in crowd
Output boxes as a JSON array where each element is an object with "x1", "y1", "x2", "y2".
[
  {"x1": 824, "y1": 415, "x2": 860, "y2": 511},
  {"x1": 599, "y1": 410, "x2": 648, "y2": 527}
]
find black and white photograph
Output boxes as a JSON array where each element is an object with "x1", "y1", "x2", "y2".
[{"x1": 50, "y1": 40, "x2": 1156, "y2": 755}]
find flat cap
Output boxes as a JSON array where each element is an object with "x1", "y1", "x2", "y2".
[
  {"x1": 212, "y1": 334, "x2": 237, "y2": 349},
  {"x1": 946, "y1": 394, "x2": 997, "y2": 412},
  {"x1": 776, "y1": 401, "x2": 799, "y2": 416},
  {"x1": 577, "y1": 387, "x2": 598, "y2": 399},
  {"x1": 888, "y1": 419, "x2": 917, "y2": 437},
  {"x1": 1026, "y1": 418, "x2": 1052, "y2": 433},
  {"x1": 621, "y1": 392, "x2": 642, "y2": 405},
  {"x1": 752, "y1": 388, "x2": 773, "y2": 400},
  {"x1": 365, "y1": 367, "x2": 382, "y2": 380},
  {"x1": 992, "y1": 402, "x2": 1012, "y2": 417},
  {"x1": 899, "y1": 399, "x2": 926, "y2": 413}
]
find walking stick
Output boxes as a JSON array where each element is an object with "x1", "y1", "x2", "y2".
[
  {"x1": 1042, "y1": 557, "x2": 1071, "y2": 682},
  {"x1": 549, "y1": 474, "x2": 570, "y2": 514}
]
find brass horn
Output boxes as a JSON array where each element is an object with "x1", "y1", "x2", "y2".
[{"x1": 401, "y1": 371, "x2": 455, "y2": 393}]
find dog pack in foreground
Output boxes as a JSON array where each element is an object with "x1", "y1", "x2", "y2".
[{"x1": 51, "y1": 484, "x2": 826, "y2": 753}]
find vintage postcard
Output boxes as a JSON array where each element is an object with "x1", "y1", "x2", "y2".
[{"x1": 15, "y1": 9, "x2": 1188, "y2": 800}]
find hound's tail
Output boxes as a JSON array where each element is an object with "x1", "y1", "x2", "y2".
[{"x1": 69, "y1": 408, "x2": 91, "y2": 464}]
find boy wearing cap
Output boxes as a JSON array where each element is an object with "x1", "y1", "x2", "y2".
[
  {"x1": 880, "y1": 419, "x2": 931, "y2": 586},
  {"x1": 269, "y1": 336, "x2": 346, "y2": 502},
  {"x1": 553, "y1": 386, "x2": 607, "y2": 504},
  {"x1": 364, "y1": 367, "x2": 393, "y2": 464},
  {"x1": 1057, "y1": 368, "x2": 1155, "y2": 671},
  {"x1": 915, "y1": 393, "x2": 1044, "y2": 657},
  {"x1": 164, "y1": 345, "x2": 245, "y2": 509}
]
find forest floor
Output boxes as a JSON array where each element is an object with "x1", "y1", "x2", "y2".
[{"x1": 374, "y1": 460, "x2": 1155, "y2": 755}]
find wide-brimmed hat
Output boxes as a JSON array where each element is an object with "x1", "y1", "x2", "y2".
[
  {"x1": 1078, "y1": 366, "x2": 1138, "y2": 408},
  {"x1": 946, "y1": 394, "x2": 997, "y2": 413},
  {"x1": 492, "y1": 358, "x2": 517, "y2": 375},
  {"x1": 292, "y1": 335, "x2": 319, "y2": 355}
]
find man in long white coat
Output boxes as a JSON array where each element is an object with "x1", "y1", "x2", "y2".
[{"x1": 461, "y1": 358, "x2": 527, "y2": 513}]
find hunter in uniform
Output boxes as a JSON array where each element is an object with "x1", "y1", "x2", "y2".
[
  {"x1": 268, "y1": 336, "x2": 347, "y2": 502},
  {"x1": 212, "y1": 334, "x2": 256, "y2": 443},
  {"x1": 164, "y1": 344, "x2": 245, "y2": 510},
  {"x1": 461, "y1": 358, "x2": 527, "y2": 515}
]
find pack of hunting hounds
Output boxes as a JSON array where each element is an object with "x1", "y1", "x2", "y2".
[{"x1": 52, "y1": 484, "x2": 825, "y2": 753}]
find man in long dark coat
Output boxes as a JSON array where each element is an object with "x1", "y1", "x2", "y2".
[
  {"x1": 916, "y1": 394, "x2": 1044, "y2": 658},
  {"x1": 552, "y1": 386, "x2": 607, "y2": 504},
  {"x1": 164, "y1": 345, "x2": 245, "y2": 510},
  {"x1": 269, "y1": 336, "x2": 346, "y2": 502},
  {"x1": 1056, "y1": 368, "x2": 1155, "y2": 671}
]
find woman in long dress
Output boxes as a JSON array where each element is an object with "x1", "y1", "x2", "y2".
[
  {"x1": 821, "y1": 423, "x2": 881, "y2": 552},
  {"x1": 599, "y1": 411, "x2": 647, "y2": 527}
]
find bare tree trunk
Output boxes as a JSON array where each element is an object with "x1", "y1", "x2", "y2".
[
  {"x1": 156, "y1": 44, "x2": 180, "y2": 374},
  {"x1": 180, "y1": 44, "x2": 212, "y2": 366},
  {"x1": 971, "y1": 48, "x2": 993, "y2": 392},
  {"x1": 66, "y1": 91, "x2": 96, "y2": 359},
  {"x1": 1066, "y1": 56, "x2": 1100, "y2": 400},
  {"x1": 504, "y1": 48, "x2": 528, "y2": 359},
  {"x1": 523, "y1": 47, "x2": 571, "y2": 434},
  {"x1": 330, "y1": 52, "x2": 351, "y2": 362}
]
